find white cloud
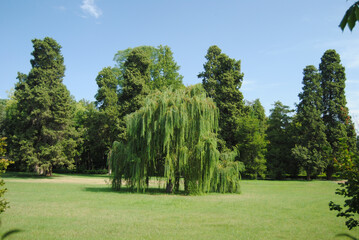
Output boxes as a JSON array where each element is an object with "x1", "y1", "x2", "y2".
[{"x1": 81, "y1": 0, "x2": 102, "y2": 19}]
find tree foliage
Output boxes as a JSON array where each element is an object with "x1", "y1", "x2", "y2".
[
  {"x1": 114, "y1": 45, "x2": 184, "y2": 91},
  {"x1": 320, "y1": 49, "x2": 356, "y2": 178},
  {"x1": 329, "y1": 141, "x2": 359, "y2": 230},
  {"x1": 340, "y1": 1, "x2": 359, "y2": 31},
  {"x1": 292, "y1": 65, "x2": 329, "y2": 180},
  {"x1": 198, "y1": 45, "x2": 246, "y2": 149},
  {"x1": 266, "y1": 101, "x2": 296, "y2": 179},
  {"x1": 0, "y1": 138, "x2": 12, "y2": 214},
  {"x1": 236, "y1": 100, "x2": 267, "y2": 179},
  {"x1": 109, "y1": 85, "x2": 241, "y2": 194},
  {"x1": 4, "y1": 37, "x2": 77, "y2": 175}
]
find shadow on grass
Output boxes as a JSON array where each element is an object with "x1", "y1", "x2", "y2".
[
  {"x1": 2, "y1": 172, "x2": 54, "y2": 179},
  {"x1": 84, "y1": 186, "x2": 186, "y2": 195},
  {"x1": 336, "y1": 233, "x2": 358, "y2": 239}
]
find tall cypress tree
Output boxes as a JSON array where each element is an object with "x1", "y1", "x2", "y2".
[
  {"x1": 198, "y1": 45, "x2": 246, "y2": 149},
  {"x1": 292, "y1": 65, "x2": 329, "y2": 180},
  {"x1": 319, "y1": 49, "x2": 356, "y2": 178},
  {"x1": 6, "y1": 37, "x2": 76, "y2": 175}
]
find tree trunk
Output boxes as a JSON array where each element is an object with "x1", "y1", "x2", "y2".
[
  {"x1": 306, "y1": 169, "x2": 311, "y2": 181},
  {"x1": 166, "y1": 178, "x2": 173, "y2": 193},
  {"x1": 326, "y1": 163, "x2": 334, "y2": 180},
  {"x1": 146, "y1": 176, "x2": 149, "y2": 188},
  {"x1": 174, "y1": 176, "x2": 180, "y2": 192}
]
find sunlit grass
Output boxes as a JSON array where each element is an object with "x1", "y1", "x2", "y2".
[{"x1": 1, "y1": 174, "x2": 358, "y2": 239}]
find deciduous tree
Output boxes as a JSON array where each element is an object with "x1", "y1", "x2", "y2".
[
  {"x1": 236, "y1": 99, "x2": 267, "y2": 179},
  {"x1": 109, "y1": 85, "x2": 241, "y2": 194}
]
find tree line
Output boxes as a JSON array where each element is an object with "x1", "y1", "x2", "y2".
[{"x1": 0, "y1": 37, "x2": 357, "y2": 183}]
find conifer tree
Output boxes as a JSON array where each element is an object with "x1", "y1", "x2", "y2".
[
  {"x1": 319, "y1": 49, "x2": 356, "y2": 178},
  {"x1": 6, "y1": 37, "x2": 76, "y2": 175},
  {"x1": 292, "y1": 65, "x2": 329, "y2": 180},
  {"x1": 198, "y1": 45, "x2": 246, "y2": 149},
  {"x1": 266, "y1": 101, "x2": 295, "y2": 179}
]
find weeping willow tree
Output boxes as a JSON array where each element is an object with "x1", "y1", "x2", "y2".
[{"x1": 109, "y1": 84, "x2": 241, "y2": 194}]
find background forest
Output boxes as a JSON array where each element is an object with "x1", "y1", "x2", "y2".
[{"x1": 0, "y1": 37, "x2": 357, "y2": 185}]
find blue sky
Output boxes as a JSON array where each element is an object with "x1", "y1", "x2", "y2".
[{"x1": 1, "y1": 0, "x2": 359, "y2": 129}]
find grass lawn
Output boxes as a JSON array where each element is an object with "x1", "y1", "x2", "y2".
[{"x1": 1, "y1": 173, "x2": 358, "y2": 240}]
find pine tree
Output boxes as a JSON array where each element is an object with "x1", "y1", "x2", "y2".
[
  {"x1": 319, "y1": 49, "x2": 356, "y2": 178},
  {"x1": 292, "y1": 65, "x2": 329, "y2": 180},
  {"x1": 198, "y1": 45, "x2": 246, "y2": 149},
  {"x1": 6, "y1": 37, "x2": 76, "y2": 175}
]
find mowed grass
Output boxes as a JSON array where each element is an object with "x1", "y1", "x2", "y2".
[{"x1": 1, "y1": 173, "x2": 358, "y2": 240}]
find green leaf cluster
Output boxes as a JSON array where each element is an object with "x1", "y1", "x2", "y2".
[
  {"x1": 329, "y1": 141, "x2": 359, "y2": 230},
  {"x1": 109, "y1": 85, "x2": 241, "y2": 194},
  {"x1": 340, "y1": 1, "x2": 359, "y2": 31}
]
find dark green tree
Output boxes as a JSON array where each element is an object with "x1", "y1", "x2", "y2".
[
  {"x1": 76, "y1": 102, "x2": 109, "y2": 170},
  {"x1": 198, "y1": 45, "x2": 246, "y2": 149},
  {"x1": 94, "y1": 67, "x2": 121, "y2": 166},
  {"x1": 292, "y1": 66, "x2": 329, "y2": 180},
  {"x1": 119, "y1": 48, "x2": 151, "y2": 116},
  {"x1": 5, "y1": 37, "x2": 77, "y2": 175},
  {"x1": 266, "y1": 101, "x2": 296, "y2": 179},
  {"x1": 236, "y1": 99, "x2": 267, "y2": 179},
  {"x1": 329, "y1": 141, "x2": 359, "y2": 230},
  {"x1": 0, "y1": 99, "x2": 8, "y2": 137},
  {"x1": 319, "y1": 49, "x2": 356, "y2": 179}
]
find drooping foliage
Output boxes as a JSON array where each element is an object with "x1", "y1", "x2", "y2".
[
  {"x1": 4, "y1": 37, "x2": 77, "y2": 175},
  {"x1": 109, "y1": 85, "x2": 241, "y2": 194},
  {"x1": 198, "y1": 45, "x2": 246, "y2": 149},
  {"x1": 319, "y1": 49, "x2": 357, "y2": 178},
  {"x1": 236, "y1": 99, "x2": 267, "y2": 179}
]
